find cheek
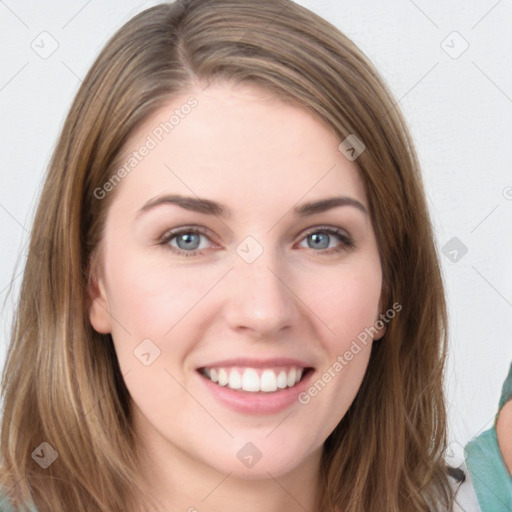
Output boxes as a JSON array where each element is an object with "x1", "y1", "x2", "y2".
[
  {"x1": 103, "y1": 248, "x2": 215, "y2": 339},
  {"x1": 313, "y1": 264, "x2": 381, "y2": 425},
  {"x1": 102, "y1": 255, "x2": 212, "y2": 408},
  {"x1": 307, "y1": 262, "x2": 382, "y2": 346}
]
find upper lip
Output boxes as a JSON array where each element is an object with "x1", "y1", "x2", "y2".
[{"x1": 197, "y1": 357, "x2": 314, "y2": 369}]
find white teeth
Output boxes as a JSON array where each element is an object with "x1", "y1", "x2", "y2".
[
  {"x1": 242, "y1": 368, "x2": 260, "y2": 392},
  {"x1": 218, "y1": 368, "x2": 228, "y2": 386},
  {"x1": 202, "y1": 366, "x2": 306, "y2": 393},
  {"x1": 276, "y1": 370, "x2": 288, "y2": 389},
  {"x1": 287, "y1": 368, "x2": 297, "y2": 387},
  {"x1": 228, "y1": 369, "x2": 242, "y2": 389},
  {"x1": 260, "y1": 370, "x2": 277, "y2": 392}
]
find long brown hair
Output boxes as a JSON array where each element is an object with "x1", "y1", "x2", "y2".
[{"x1": 1, "y1": 1, "x2": 455, "y2": 510}]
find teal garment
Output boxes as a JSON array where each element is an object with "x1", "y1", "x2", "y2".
[
  {"x1": 0, "y1": 493, "x2": 15, "y2": 511},
  {"x1": 0, "y1": 492, "x2": 37, "y2": 512},
  {"x1": 465, "y1": 363, "x2": 512, "y2": 512}
]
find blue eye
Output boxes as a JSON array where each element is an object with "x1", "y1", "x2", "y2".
[
  {"x1": 158, "y1": 226, "x2": 355, "y2": 257},
  {"x1": 299, "y1": 227, "x2": 356, "y2": 254},
  {"x1": 159, "y1": 228, "x2": 212, "y2": 257}
]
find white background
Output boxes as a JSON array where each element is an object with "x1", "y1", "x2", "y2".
[{"x1": 0, "y1": 0, "x2": 511, "y2": 460}]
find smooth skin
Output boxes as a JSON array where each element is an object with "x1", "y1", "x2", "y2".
[{"x1": 88, "y1": 81, "x2": 386, "y2": 512}]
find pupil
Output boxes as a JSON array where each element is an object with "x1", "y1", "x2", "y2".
[
  {"x1": 310, "y1": 233, "x2": 328, "y2": 249},
  {"x1": 178, "y1": 233, "x2": 199, "y2": 250}
]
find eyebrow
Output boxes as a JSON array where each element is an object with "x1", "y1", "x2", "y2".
[{"x1": 136, "y1": 194, "x2": 368, "y2": 219}]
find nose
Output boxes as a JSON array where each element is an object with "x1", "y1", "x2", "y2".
[{"x1": 223, "y1": 251, "x2": 300, "y2": 338}]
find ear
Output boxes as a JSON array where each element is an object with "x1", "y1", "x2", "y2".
[
  {"x1": 87, "y1": 261, "x2": 112, "y2": 334},
  {"x1": 373, "y1": 296, "x2": 387, "y2": 341},
  {"x1": 373, "y1": 314, "x2": 387, "y2": 341}
]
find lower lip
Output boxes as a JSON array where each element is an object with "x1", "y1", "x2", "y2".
[{"x1": 197, "y1": 369, "x2": 314, "y2": 415}]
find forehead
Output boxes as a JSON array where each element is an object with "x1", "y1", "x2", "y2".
[{"x1": 111, "y1": 81, "x2": 368, "y2": 213}]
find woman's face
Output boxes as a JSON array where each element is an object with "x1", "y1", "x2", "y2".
[{"x1": 88, "y1": 81, "x2": 385, "y2": 480}]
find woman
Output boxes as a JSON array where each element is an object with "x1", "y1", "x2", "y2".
[{"x1": 0, "y1": 0, "x2": 488, "y2": 510}]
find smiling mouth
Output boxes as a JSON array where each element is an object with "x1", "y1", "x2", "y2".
[{"x1": 198, "y1": 366, "x2": 313, "y2": 393}]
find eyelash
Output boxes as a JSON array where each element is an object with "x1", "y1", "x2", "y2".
[{"x1": 157, "y1": 225, "x2": 356, "y2": 258}]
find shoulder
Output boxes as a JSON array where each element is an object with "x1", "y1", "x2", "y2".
[
  {"x1": 462, "y1": 363, "x2": 512, "y2": 512},
  {"x1": 465, "y1": 425, "x2": 512, "y2": 512}
]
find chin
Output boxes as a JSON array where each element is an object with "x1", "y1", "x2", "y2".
[{"x1": 203, "y1": 436, "x2": 319, "y2": 480}]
